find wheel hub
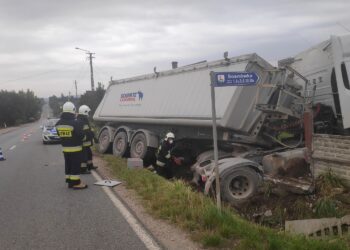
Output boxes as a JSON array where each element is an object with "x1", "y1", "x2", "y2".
[
  {"x1": 116, "y1": 138, "x2": 125, "y2": 151},
  {"x1": 100, "y1": 135, "x2": 109, "y2": 150},
  {"x1": 230, "y1": 176, "x2": 250, "y2": 197},
  {"x1": 135, "y1": 141, "x2": 144, "y2": 155}
]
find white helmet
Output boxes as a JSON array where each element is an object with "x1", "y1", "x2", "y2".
[
  {"x1": 78, "y1": 105, "x2": 91, "y2": 116},
  {"x1": 165, "y1": 132, "x2": 175, "y2": 140},
  {"x1": 62, "y1": 102, "x2": 76, "y2": 114}
]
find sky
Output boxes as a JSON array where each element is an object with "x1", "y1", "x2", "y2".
[{"x1": 0, "y1": 0, "x2": 349, "y2": 97}]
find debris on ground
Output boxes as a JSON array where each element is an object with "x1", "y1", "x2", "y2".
[{"x1": 235, "y1": 170, "x2": 350, "y2": 230}]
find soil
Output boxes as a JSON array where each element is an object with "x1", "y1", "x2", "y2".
[
  {"x1": 93, "y1": 156, "x2": 204, "y2": 250},
  {"x1": 236, "y1": 181, "x2": 350, "y2": 230}
]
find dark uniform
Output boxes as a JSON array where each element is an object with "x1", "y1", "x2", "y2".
[
  {"x1": 77, "y1": 114, "x2": 95, "y2": 172},
  {"x1": 155, "y1": 140, "x2": 175, "y2": 179},
  {"x1": 56, "y1": 112, "x2": 85, "y2": 187}
]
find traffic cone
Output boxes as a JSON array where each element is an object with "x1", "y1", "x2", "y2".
[{"x1": 0, "y1": 147, "x2": 5, "y2": 161}]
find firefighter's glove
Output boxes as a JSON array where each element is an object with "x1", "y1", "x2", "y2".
[{"x1": 173, "y1": 157, "x2": 182, "y2": 166}]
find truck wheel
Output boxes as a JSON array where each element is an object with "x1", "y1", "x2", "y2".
[
  {"x1": 98, "y1": 128, "x2": 112, "y2": 154},
  {"x1": 113, "y1": 131, "x2": 129, "y2": 157},
  {"x1": 220, "y1": 167, "x2": 261, "y2": 205},
  {"x1": 130, "y1": 133, "x2": 148, "y2": 159}
]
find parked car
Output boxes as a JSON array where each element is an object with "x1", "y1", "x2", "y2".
[{"x1": 42, "y1": 118, "x2": 60, "y2": 144}]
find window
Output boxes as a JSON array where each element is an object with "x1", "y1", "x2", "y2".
[{"x1": 341, "y1": 63, "x2": 350, "y2": 90}]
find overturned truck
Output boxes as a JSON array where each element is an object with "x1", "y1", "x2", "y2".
[{"x1": 94, "y1": 34, "x2": 350, "y2": 205}]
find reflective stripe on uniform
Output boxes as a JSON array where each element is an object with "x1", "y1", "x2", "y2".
[
  {"x1": 70, "y1": 175, "x2": 80, "y2": 180},
  {"x1": 156, "y1": 160, "x2": 165, "y2": 167},
  {"x1": 56, "y1": 125, "x2": 74, "y2": 138},
  {"x1": 62, "y1": 146, "x2": 82, "y2": 152},
  {"x1": 83, "y1": 141, "x2": 92, "y2": 147},
  {"x1": 165, "y1": 152, "x2": 171, "y2": 159},
  {"x1": 83, "y1": 125, "x2": 89, "y2": 130},
  {"x1": 65, "y1": 175, "x2": 70, "y2": 179},
  {"x1": 81, "y1": 162, "x2": 87, "y2": 168},
  {"x1": 56, "y1": 125, "x2": 74, "y2": 130},
  {"x1": 87, "y1": 160, "x2": 93, "y2": 164}
]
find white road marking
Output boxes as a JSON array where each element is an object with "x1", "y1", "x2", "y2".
[
  {"x1": 91, "y1": 171, "x2": 161, "y2": 250},
  {"x1": 9, "y1": 145, "x2": 16, "y2": 151}
]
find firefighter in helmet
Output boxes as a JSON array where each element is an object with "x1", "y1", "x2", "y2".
[
  {"x1": 155, "y1": 132, "x2": 182, "y2": 179},
  {"x1": 56, "y1": 101, "x2": 87, "y2": 189},
  {"x1": 77, "y1": 105, "x2": 97, "y2": 173}
]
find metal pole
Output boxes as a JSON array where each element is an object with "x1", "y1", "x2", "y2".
[
  {"x1": 210, "y1": 71, "x2": 221, "y2": 210},
  {"x1": 88, "y1": 53, "x2": 95, "y2": 91},
  {"x1": 74, "y1": 80, "x2": 78, "y2": 99}
]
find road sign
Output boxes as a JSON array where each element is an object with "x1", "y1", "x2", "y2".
[
  {"x1": 209, "y1": 71, "x2": 260, "y2": 211},
  {"x1": 213, "y1": 72, "x2": 260, "y2": 87}
]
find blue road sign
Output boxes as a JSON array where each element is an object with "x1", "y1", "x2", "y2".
[{"x1": 213, "y1": 72, "x2": 260, "y2": 87}]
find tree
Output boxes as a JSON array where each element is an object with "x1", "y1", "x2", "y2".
[
  {"x1": 78, "y1": 82, "x2": 106, "y2": 115},
  {"x1": 0, "y1": 89, "x2": 42, "y2": 127}
]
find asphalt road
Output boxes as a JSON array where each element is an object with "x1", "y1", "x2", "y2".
[{"x1": 0, "y1": 114, "x2": 157, "y2": 249}]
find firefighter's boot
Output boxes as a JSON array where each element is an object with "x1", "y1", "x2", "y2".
[
  {"x1": 87, "y1": 163, "x2": 98, "y2": 170},
  {"x1": 72, "y1": 182, "x2": 88, "y2": 190}
]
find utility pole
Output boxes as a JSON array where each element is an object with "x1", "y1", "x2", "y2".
[
  {"x1": 88, "y1": 52, "x2": 95, "y2": 91},
  {"x1": 74, "y1": 80, "x2": 78, "y2": 99},
  {"x1": 75, "y1": 47, "x2": 95, "y2": 91}
]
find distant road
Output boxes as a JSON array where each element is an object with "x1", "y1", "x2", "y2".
[{"x1": 0, "y1": 105, "x2": 160, "y2": 250}]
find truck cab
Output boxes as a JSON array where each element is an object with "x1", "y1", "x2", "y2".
[{"x1": 279, "y1": 34, "x2": 350, "y2": 132}]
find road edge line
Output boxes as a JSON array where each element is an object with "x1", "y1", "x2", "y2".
[{"x1": 91, "y1": 171, "x2": 162, "y2": 250}]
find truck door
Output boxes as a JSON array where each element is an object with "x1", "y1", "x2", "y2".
[{"x1": 331, "y1": 35, "x2": 350, "y2": 129}]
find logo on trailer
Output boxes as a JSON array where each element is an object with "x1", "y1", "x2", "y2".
[{"x1": 120, "y1": 91, "x2": 144, "y2": 106}]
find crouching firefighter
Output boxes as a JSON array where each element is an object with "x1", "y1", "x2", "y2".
[
  {"x1": 56, "y1": 101, "x2": 87, "y2": 189},
  {"x1": 155, "y1": 132, "x2": 182, "y2": 179},
  {"x1": 77, "y1": 105, "x2": 98, "y2": 174}
]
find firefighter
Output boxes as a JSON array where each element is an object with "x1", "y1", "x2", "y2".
[
  {"x1": 56, "y1": 101, "x2": 87, "y2": 189},
  {"x1": 77, "y1": 105, "x2": 97, "y2": 173},
  {"x1": 155, "y1": 132, "x2": 182, "y2": 179}
]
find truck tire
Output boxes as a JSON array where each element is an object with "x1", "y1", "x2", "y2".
[
  {"x1": 220, "y1": 167, "x2": 261, "y2": 205},
  {"x1": 98, "y1": 128, "x2": 112, "y2": 154},
  {"x1": 130, "y1": 133, "x2": 148, "y2": 159},
  {"x1": 113, "y1": 131, "x2": 129, "y2": 157}
]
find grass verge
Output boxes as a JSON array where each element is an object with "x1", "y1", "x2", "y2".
[{"x1": 102, "y1": 155, "x2": 349, "y2": 249}]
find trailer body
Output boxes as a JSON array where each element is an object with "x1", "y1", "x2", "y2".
[{"x1": 94, "y1": 34, "x2": 350, "y2": 205}]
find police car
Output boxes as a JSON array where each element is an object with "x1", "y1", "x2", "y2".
[{"x1": 42, "y1": 118, "x2": 60, "y2": 144}]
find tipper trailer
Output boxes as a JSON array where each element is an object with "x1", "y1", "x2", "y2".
[{"x1": 94, "y1": 34, "x2": 350, "y2": 205}]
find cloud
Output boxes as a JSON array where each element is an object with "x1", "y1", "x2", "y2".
[{"x1": 0, "y1": 0, "x2": 349, "y2": 96}]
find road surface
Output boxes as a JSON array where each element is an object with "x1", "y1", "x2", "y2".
[{"x1": 0, "y1": 112, "x2": 160, "y2": 249}]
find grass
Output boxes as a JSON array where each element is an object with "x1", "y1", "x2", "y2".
[
  {"x1": 316, "y1": 170, "x2": 345, "y2": 196},
  {"x1": 315, "y1": 197, "x2": 339, "y2": 218},
  {"x1": 102, "y1": 154, "x2": 350, "y2": 249}
]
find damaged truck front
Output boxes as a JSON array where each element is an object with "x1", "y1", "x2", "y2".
[{"x1": 94, "y1": 34, "x2": 350, "y2": 206}]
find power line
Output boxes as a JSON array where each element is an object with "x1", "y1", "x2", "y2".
[
  {"x1": 336, "y1": 22, "x2": 350, "y2": 32},
  {"x1": 0, "y1": 62, "x2": 82, "y2": 86}
]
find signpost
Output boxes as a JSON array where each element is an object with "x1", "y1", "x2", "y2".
[{"x1": 209, "y1": 71, "x2": 260, "y2": 210}]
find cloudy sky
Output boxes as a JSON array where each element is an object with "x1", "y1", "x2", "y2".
[{"x1": 0, "y1": 0, "x2": 349, "y2": 97}]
